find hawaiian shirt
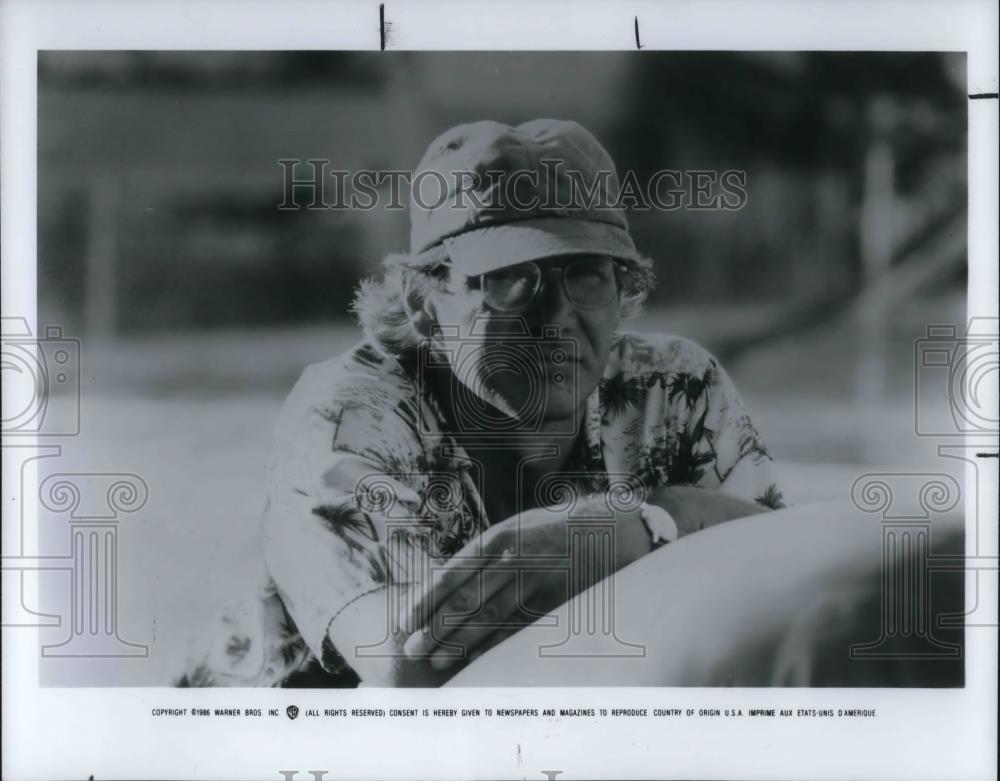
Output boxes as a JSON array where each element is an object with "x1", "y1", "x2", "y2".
[{"x1": 176, "y1": 331, "x2": 783, "y2": 687}]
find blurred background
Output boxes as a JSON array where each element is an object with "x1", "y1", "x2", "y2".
[{"x1": 33, "y1": 51, "x2": 968, "y2": 684}]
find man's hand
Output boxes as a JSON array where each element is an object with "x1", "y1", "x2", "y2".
[
  {"x1": 402, "y1": 497, "x2": 652, "y2": 673},
  {"x1": 326, "y1": 588, "x2": 456, "y2": 687},
  {"x1": 401, "y1": 506, "x2": 575, "y2": 673},
  {"x1": 400, "y1": 485, "x2": 764, "y2": 677}
]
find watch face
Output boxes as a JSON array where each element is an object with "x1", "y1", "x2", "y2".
[{"x1": 641, "y1": 504, "x2": 678, "y2": 545}]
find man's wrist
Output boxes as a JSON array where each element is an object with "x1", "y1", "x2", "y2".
[{"x1": 639, "y1": 503, "x2": 679, "y2": 548}]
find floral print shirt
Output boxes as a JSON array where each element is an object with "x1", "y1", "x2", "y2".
[{"x1": 177, "y1": 331, "x2": 782, "y2": 687}]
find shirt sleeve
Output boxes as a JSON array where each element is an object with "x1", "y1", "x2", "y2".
[
  {"x1": 260, "y1": 364, "x2": 435, "y2": 674},
  {"x1": 691, "y1": 354, "x2": 786, "y2": 510}
]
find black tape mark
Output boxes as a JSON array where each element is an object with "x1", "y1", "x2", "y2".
[
  {"x1": 634, "y1": 16, "x2": 643, "y2": 50},
  {"x1": 975, "y1": 452, "x2": 999, "y2": 458},
  {"x1": 380, "y1": 4, "x2": 387, "y2": 51},
  {"x1": 969, "y1": 92, "x2": 999, "y2": 99}
]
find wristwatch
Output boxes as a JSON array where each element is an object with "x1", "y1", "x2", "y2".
[{"x1": 639, "y1": 503, "x2": 678, "y2": 548}]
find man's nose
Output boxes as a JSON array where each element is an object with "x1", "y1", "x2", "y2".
[{"x1": 529, "y1": 269, "x2": 577, "y2": 329}]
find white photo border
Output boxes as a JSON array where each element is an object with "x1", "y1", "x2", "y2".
[{"x1": 2, "y1": 1, "x2": 997, "y2": 779}]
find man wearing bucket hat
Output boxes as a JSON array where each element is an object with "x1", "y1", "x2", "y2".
[{"x1": 178, "y1": 119, "x2": 784, "y2": 688}]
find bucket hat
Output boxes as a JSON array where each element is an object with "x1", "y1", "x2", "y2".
[{"x1": 409, "y1": 119, "x2": 639, "y2": 275}]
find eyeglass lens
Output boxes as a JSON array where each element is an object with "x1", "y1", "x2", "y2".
[{"x1": 483, "y1": 256, "x2": 618, "y2": 312}]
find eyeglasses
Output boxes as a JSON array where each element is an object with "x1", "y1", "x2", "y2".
[{"x1": 473, "y1": 256, "x2": 624, "y2": 313}]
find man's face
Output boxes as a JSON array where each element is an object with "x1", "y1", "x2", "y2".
[{"x1": 428, "y1": 254, "x2": 621, "y2": 429}]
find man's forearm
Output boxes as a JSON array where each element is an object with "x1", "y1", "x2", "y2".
[
  {"x1": 647, "y1": 484, "x2": 766, "y2": 538},
  {"x1": 333, "y1": 487, "x2": 766, "y2": 686},
  {"x1": 573, "y1": 486, "x2": 765, "y2": 576}
]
